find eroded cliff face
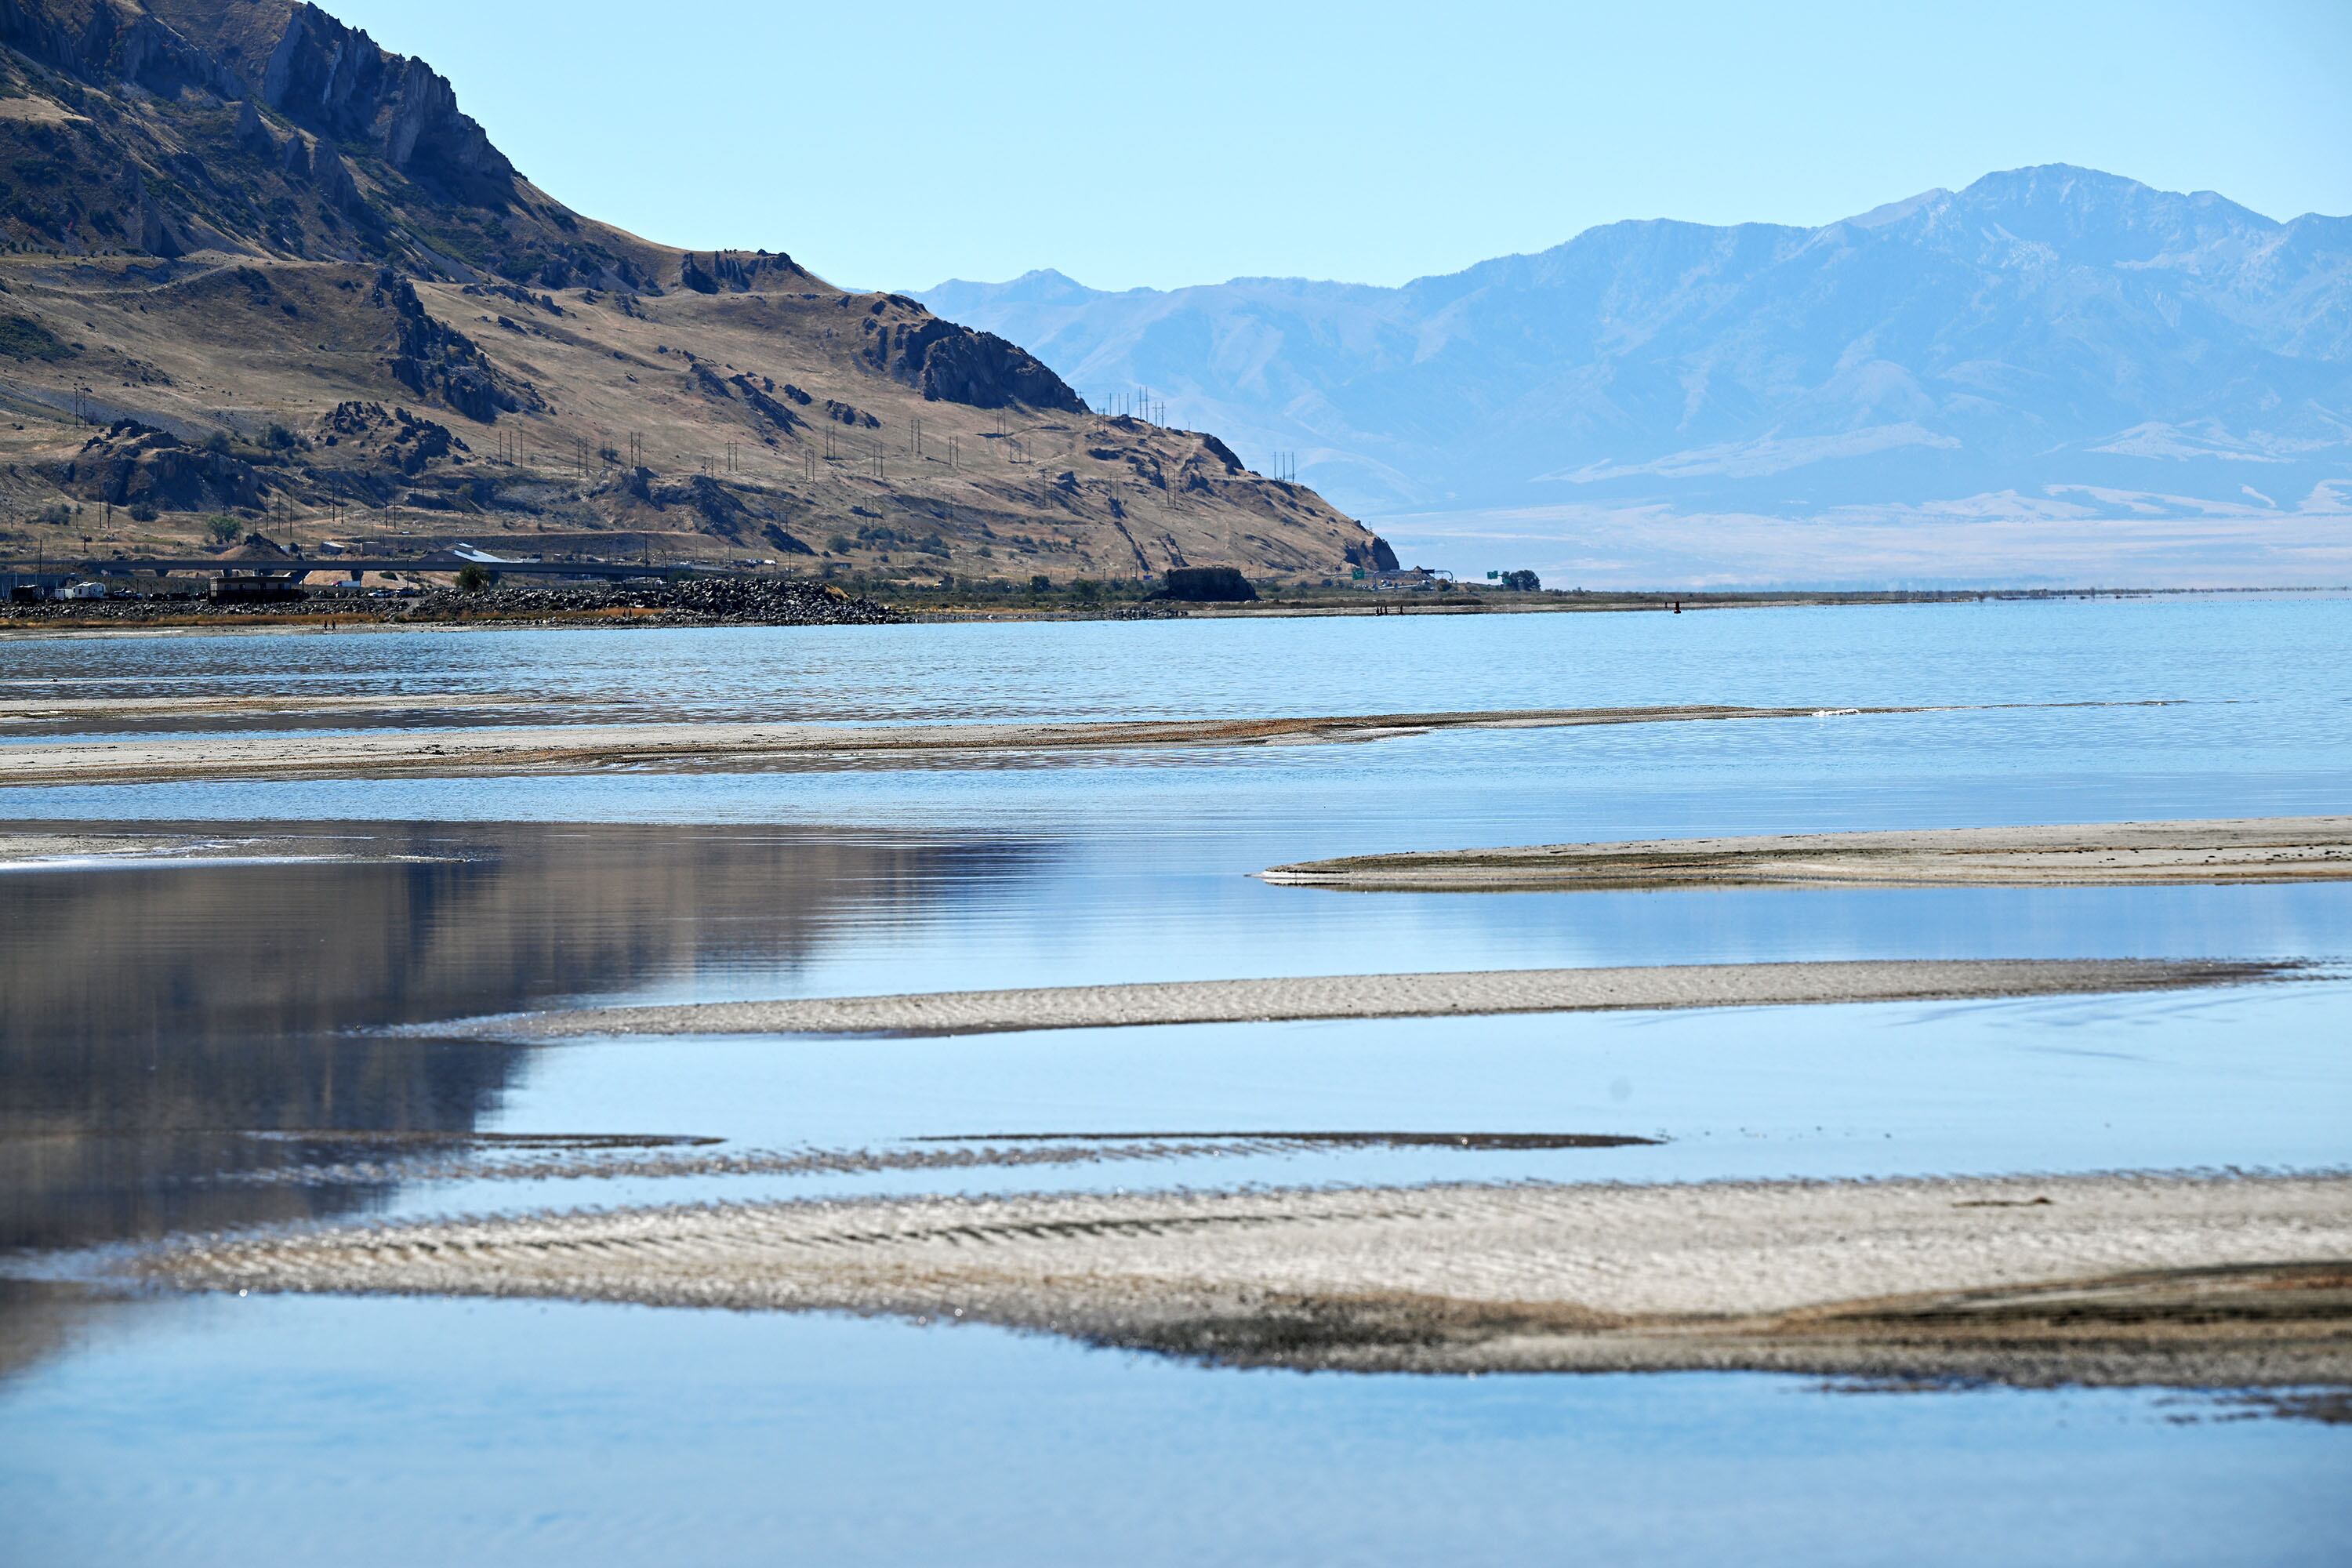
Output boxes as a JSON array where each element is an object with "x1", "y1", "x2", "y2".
[
  {"x1": 256, "y1": 2, "x2": 513, "y2": 203},
  {"x1": 1, "y1": 0, "x2": 662, "y2": 285},
  {"x1": 1, "y1": 0, "x2": 498, "y2": 191},
  {"x1": 0, "y1": 0, "x2": 237, "y2": 99}
]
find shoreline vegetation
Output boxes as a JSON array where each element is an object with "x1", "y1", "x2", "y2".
[
  {"x1": 0, "y1": 701, "x2": 2168, "y2": 785},
  {"x1": 129, "y1": 1170, "x2": 2352, "y2": 1392},
  {"x1": 2, "y1": 581, "x2": 2334, "y2": 636},
  {"x1": 1264, "y1": 817, "x2": 2352, "y2": 892},
  {"x1": 441, "y1": 959, "x2": 2297, "y2": 1041}
]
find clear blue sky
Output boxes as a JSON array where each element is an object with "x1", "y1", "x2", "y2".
[{"x1": 326, "y1": 0, "x2": 2352, "y2": 292}]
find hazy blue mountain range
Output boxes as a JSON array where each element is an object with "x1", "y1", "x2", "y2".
[{"x1": 920, "y1": 168, "x2": 2352, "y2": 584}]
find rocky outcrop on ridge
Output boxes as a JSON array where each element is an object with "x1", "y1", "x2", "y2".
[{"x1": 860, "y1": 300, "x2": 1085, "y2": 412}]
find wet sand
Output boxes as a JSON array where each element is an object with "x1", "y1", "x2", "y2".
[
  {"x1": 1263, "y1": 816, "x2": 2352, "y2": 891},
  {"x1": 0, "y1": 701, "x2": 2161, "y2": 785},
  {"x1": 210, "y1": 1131, "x2": 1661, "y2": 1189},
  {"x1": 130, "y1": 1171, "x2": 2352, "y2": 1388},
  {"x1": 455, "y1": 958, "x2": 2294, "y2": 1040}
]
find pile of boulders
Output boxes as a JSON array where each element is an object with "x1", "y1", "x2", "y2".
[
  {"x1": 0, "y1": 578, "x2": 901, "y2": 628},
  {"x1": 410, "y1": 577, "x2": 902, "y2": 626},
  {"x1": 1, "y1": 596, "x2": 260, "y2": 626}
]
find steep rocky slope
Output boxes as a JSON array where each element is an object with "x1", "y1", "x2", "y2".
[{"x1": 0, "y1": 0, "x2": 1392, "y2": 582}]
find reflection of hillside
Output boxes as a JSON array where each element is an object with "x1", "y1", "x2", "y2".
[{"x1": 0, "y1": 823, "x2": 1047, "y2": 1254}]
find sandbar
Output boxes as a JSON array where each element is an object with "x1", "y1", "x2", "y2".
[
  {"x1": 0, "y1": 701, "x2": 2160, "y2": 785},
  {"x1": 452, "y1": 957, "x2": 2294, "y2": 1040},
  {"x1": 1263, "y1": 816, "x2": 2352, "y2": 891},
  {"x1": 132, "y1": 1171, "x2": 2352, "y2": 1388}
]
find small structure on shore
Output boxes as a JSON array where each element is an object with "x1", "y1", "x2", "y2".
[{"x1": 1361, "y1": 566, "x2": 1454, "y2": 591}]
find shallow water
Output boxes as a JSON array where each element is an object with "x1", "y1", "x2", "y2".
[
  {"x1": 7, "y1": 1294, "x2": 2346, "y2": 1568},
  {"x1": 10, "y1": 1294, "x2": 2345, "y2": 1568},
  {"x1": 2, "y1": 597, "x2": 2348, "y2": 1560}
]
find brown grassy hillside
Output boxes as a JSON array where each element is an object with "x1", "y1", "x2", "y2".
[{"x1": 0, "y1": 0, "x2": 1396, "y2": 583}]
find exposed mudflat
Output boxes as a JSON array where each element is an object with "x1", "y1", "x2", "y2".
[
  {"x1": 456, "y1": 957, "x2": 2296, "y2": 1040},
  {"x1": 0, "y1": 700, "x2": 2158, "y2": 785},
  {"x1": 1263, "y1": 815, "x2": 2352, "y2": 891},
  {"x1": 131, "y1": 1171, "x2": 2352, "y2": 1388}
]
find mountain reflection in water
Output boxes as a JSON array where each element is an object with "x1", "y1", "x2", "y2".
[{"x1": 0, "y1": 822, "x2": 1049, "y2": 1257}]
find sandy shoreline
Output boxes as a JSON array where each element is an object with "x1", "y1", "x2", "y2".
[
  {"x1": 1264, "y1": 816, "x2": 2352, "y2": 891},
  {"x1": 0, "y1": 701, "x2": 2163, "y2": 785},
  {"x1": 452, "y1": 958, "x2": 2295, "y2": 1040},
  {"x1": 130, "y1": 1171, "x2": 2352, "y2": 1388}
]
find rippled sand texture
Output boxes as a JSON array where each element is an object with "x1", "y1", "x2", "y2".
[
  {"x1": 201, "y1": 1131, "x2": 1657, "y2": 1189},
  {"x1": 461, "y1": 958, "x2": 2294, "y2": 1040},
  {"x1": 136, "y1": 1172, "x2": 2352, "y2": 1388},
  {"x1": 1263, "y1": 816, "x2": 2352, "y2": 891}
]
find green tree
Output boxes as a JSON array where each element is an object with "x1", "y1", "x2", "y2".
[
  {"x1": 205, "y1": 514, "x2": 241, "y2": 546},
  {"x1": 456, "y1": 562, "x2": 492, "y2": 593}
]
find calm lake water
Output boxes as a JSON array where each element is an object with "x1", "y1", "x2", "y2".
[{"x1": 3, "y1": 597, "x2": 2348, "y2": 1564}]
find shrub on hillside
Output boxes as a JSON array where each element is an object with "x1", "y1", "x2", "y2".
[{"x1": 1156, "y1": 565, "x2": 1258, "y2": 603}]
